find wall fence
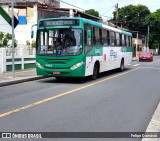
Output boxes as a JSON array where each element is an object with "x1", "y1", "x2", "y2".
[{"x1": 0, "y1": 47, "x2": 36, "y2": 73}]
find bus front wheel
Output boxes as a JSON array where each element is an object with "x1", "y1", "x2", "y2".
[{"x1": 90, "y1": 63, "x2": 98, "y2": 80}]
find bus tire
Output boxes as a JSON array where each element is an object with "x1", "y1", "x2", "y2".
[
  {"x1": 119, "y1": 59, "x2": 124, "y2": 72},
  {"x1": 90, "y1": 63, "x2": 98, "y2": 80}
]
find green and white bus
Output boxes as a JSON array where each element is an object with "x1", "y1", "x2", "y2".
[{"x1": 32, "y1": 17, "x2": 132, "y2": 80}]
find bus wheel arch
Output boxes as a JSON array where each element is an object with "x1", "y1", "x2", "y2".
[
  {"x1": 119, "y1": 58, "x2": 124, "y2": 72},
  {"x1": 90, "y1": 61, "x2": 100, "y2": 80}
]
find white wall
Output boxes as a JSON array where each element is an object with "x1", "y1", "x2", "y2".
[
  {"x1": 0, "y1": 14, "x2": 11, "y2": 34},
  {"x1": 14, "y1": 24, "x2": 36, "y2": 45}
]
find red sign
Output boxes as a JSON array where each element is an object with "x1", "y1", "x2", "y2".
[{"x1": 104, "y1": 54, "x2": 106, "y2": 61}]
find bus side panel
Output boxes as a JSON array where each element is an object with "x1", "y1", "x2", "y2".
[
  {"x1": 85, "y1": 46, "x2": 133, "y2": 76},
  {"x1": 85, "y1": 56, "x2": 103, "y2": 76}
]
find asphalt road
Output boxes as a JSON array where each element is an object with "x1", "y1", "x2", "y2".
[{"x1": 0, "y1": 56, "x2": 160, "y2": 141}]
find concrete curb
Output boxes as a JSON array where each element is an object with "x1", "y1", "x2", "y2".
[{"x1": 0, "y1": 76, "x2": 50, "y2": 87}]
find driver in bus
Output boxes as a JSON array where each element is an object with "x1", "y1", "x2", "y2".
[{"x1": 64, "y1": 33, "x2": 76, "y2": 47}]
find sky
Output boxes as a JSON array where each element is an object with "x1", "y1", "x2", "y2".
[{"x1": 60, "y1": 0, "x2": 160, "y2": 20}]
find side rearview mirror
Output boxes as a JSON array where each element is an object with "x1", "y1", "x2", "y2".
[
  {"x1": 31, "y1": 30, "x2": 34, "y2": 38},
  {"x1": 31, "y1": 24, "x2": 37, "y2": 38}
]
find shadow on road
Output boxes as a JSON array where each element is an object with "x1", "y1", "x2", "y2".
[{"x1": 39, "y1": 68, "x2": 132, "y2": 84}]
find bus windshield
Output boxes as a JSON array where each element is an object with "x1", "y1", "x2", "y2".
[{"x1": 37, "y1": 28, "x2": 82, "y2": 56}]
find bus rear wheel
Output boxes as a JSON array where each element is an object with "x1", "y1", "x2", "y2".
[
  {"x1": 119, "y1": 59, "x2": 124, "y2": 72},
  {"x1": 90, "y1": 63, "x2": 98, "y2": 80}
]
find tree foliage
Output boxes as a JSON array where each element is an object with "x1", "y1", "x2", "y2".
[
  {"x1": 111, "y1": 4, "x2": 150, "y2": 34},
  {"x1": 26, "y1": 40, "x2": 36, "y2": 48},
  {"x1": 0, "y1": 32, "x2": 17, "y2": 48},
  {"x1": 145, "y1": 9, "x2": 160, "y2": 48},
  {"x1": 85, "y1": 9, "x2": 100, "y2": 17}
]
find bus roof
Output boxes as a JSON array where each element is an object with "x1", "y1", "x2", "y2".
[{"x1": 38, "y1": 17, "x2": 132, "y2": 36}]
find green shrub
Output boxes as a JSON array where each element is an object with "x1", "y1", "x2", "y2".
[
  {"x1": 26, "y1": 40, "x2": 36, "y2": 48},
  {"x1": 0, "y1": 32, "x2": 17, "y2": 48}
]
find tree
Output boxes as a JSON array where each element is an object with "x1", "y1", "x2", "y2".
[
  {"x1": 85, "y1": 9, "x2": 100, "y2": 17},
  {"x1": 145, "y1": 9, "x2": 160, "y2": 49},
  {"x1": 26, "y1": 40, "x2": 36, "y2": 48},
  {"x1": 0, "y1": 32, "x2": 17, "y2": 48},
  {"x1": 110, "y1": 4, "x2": 150, "y2": 34}
]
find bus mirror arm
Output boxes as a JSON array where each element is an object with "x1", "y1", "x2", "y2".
[{"x1": 31, "y1": 24, "x2": 37, "y2": 38}]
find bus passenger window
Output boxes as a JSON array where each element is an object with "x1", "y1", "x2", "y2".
[
  {"x1": 93, "y1": 27, "x2": 96, "y2": 45},
  {"x1": 116, "y1": 33, "x2": 120, "y2": 46},
  {"x1": 110, "y1": 31, "x2": 115, "y2": 46},
  {"x1": 99, "y1": 29, "x2": 103, "y2": 45},
  {"x1": 126, "y1": 35, "x2": 129, "y2": 47},
  {"x1": 85, "y1": 24, "x2": 92, "y2": 54},
  {"x1": 122, "y1": 34, "x2": 125, "y2": 46},
  {"x1": 107, "y1": 30, "x2": 110, "y2": 46},
  {"x1": 94, "y1": 27, "x2": 101, "y2": 45},
  {"x1": 128, "y1": 36, "x2": 131, "y2": 47},
  {"x1": 120, "y1": 34, "x2": 122, "y2": 46},
  {"x1": 124, "y1": 35, "x2": 126, "y2": 46},
  {"x1": 102, "y1": 30, "x2": 108, "y2": 46}
]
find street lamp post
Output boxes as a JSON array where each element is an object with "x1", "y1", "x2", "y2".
[{"x1": 11, "y1": 0, "x2": 15, "y2": 78}]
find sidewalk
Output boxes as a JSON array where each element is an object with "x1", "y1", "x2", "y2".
[{"x1": 0, "y1": 69, "x2": 46, "y2": 87}]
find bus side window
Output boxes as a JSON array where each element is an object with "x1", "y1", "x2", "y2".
[
  {"x1": 120, "y1": 34, "x2": 122, "y2": 46},
  {"x1": 126, "y1": 35, "x2": 129, "y2": 47},
  {"x1": 122, "y1": 34, "x2": 125, "y2": 46},
  {"x1": 93, "y1": 27, "x2": 96, "y2": 45},
  {"x1": 107, "y1": 30, "x2": 110, "y2": 46},
  {"x1": 128, "y1": 36, "x2": 131, "y2": 47},
  {"x1": 116, "y1": 33, "x2": 120, "y2": 46},
  {"x1": 110, "y1": 31, "x2": 115, "y2": 46},
  {"x1": 84, "y1": 30, "x2": 87, "y2": 45},
  {"x1": 102, "y1": 29, "x2": 108, "y2": 46},
  {"x1": 95, "y1": 27, "x2": 99, "y2": 45},
  {"x1": 99, "y1": 29, "x2": 103, "y2": 45},
  {"x1": 85, "y1": 24, "x2": 92, "y2": 54},
  {"x1": 124, "y1": 35, "x2": 126, "y2": 46}
]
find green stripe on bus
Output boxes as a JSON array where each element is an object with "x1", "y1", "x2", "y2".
[
  {"x1": 86, "y1": 46, "x2": 103, "y2": 56},
  {"x1": 121, "y1": 47, "x2": 133, "y2": 52}
]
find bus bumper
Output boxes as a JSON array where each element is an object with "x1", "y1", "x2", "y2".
[{"x1": 36, "y1": 65, "x2": 85, "y2": 77}]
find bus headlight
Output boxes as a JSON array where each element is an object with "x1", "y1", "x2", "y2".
[
  {"x1": 36, "y1": 62, "x2": 44, "y2": 69},
  {"x1": 71, "y1": 61, "x2": 84, "y2": 70}
]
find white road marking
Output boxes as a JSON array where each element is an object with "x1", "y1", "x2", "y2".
[{"x1": 133, "y1": 64, "x2": 140, "y2": 67}]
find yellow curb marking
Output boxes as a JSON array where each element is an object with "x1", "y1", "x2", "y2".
[{"x1": 0, "y1": 68, "x2": 140, "y2": 118}]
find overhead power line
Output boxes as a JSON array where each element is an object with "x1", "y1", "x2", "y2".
[
  {"x1": 58, "y1": 0, "x2": 86, "y2": 11},
  {"x1": 100, "y1": 5, "x2": 115, "y2": 16}
]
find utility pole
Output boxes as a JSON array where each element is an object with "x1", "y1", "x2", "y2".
[
  {"x1": 115, "y1": 3, "x2": 118, "y2": 27},
  {"x1": 11, "y1": 0, "x2": 15, "y2": 78}
]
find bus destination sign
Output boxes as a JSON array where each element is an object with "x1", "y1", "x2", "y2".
[{"x1": 39, "y1": 19, "x2": 79, "y2": 27}]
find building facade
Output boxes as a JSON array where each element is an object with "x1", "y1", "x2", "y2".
[{"x1": 0, "y1": 0, "x2": 60, "y2": 45}]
